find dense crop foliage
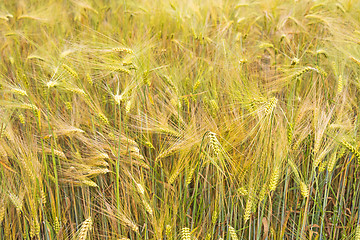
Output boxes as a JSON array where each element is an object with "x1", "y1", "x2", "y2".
[{"x1": 1, "y1": 0, "x2": 360, "y2": 239}]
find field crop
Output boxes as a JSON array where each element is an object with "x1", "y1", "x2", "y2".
[{"x1": 1, "y1": 0, "x2": 360, "y2": 239}]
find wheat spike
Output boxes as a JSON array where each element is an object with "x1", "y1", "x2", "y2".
[
  {"x1": 168, "y1": 170, "x2": 180, "y2": 184},
  {"x1": 40, "y1": 189, "x2": 47, "y2": 205},
  {"x1": 350, "y1": 56, "x2": 360, "y2": 67},
  {"x1": 208, "y1": 132, "x2": 221, "y2": 156},
  {"x1": 315, "y1": 65, "x2": 327, "y2": 77},
  {"x1": 318, "y1": 159, "x2": 327, "y2": 173},
  {"x1": 258, "y1": 183, "x2": 267, "y2": 202},
  {"x1": 237, "y1": 187, "x2": 248, "y2": 196},
  {"x1": 0, "y1": 206, "x2": 5, "y2": 224},
  {"x1": 300, "y1": 181, "x2": 309, "y2": 198},
  {"x1": 269, "y1": 165, "x2": 281, "y2": 191},
  {"x1": 111, "y1": 47, "x2": 133, "y2": 54},
  {"x1": 331, "y1": 61, "x2": 338, "y2": 76},
  {"x1": 4, "y1": 222, "x2": 10, "y2": 237},
  {"x1": 185, "y1": 167, "x2": 196, "y2": 185},
  {"x1": 81, "y1": 179, "x2": 98, "y2": 187},
  {"x1": 11, "y1": 88, "x2": 27, "y2": 96},
  {"x1": 355, "y1": 224, "x2": 360, "y2": 240},
  {"x1": 9, "y1": 193, "x2": 22, "y2": 213},
  {"x1": 183, "y1": 96, "x2": 190, "y2": 110},
  {"x1": 287, "y1": 123, "x2": 293, "y2": 145},
  {"x1": 181, "y1": 227, "x2": 191, "y2": 240},
  {"x1": 143, "y1": 70, "x2": 151, "y2": 86},
  {"x1": 53, "y1": 217, "x2": 60, "y2": 234},
  {"x1": 264, "y1": 97, "x2": 278, "y2": 115},
  {"x1": 30, "y1": 218, "x2": 40, "y2": 237},
  {"x1": 212, "y1": 207, "x2": 218, "y2": 224},
  {"x1": 210, "y1": 99, "x2": 219, "y2": 114},
  {"x1": 228, "y1": 226, "x2": 239, "y2": 240},
  {"x1": 341, "y1": 140, "x2": 360, "y2": 164},
  {"x1": 62, "y1": 64, "x2": 78, "y2": 79},
  {"x1": 166, "y1": 225, "x2": 173, "y2": 240},
  {"x1": 65, "y1": 102, "x2": 72, "y2": 110},
  {"x1": 22, "y1": 103, "x2": 38, "y2": 111},
  {"x1": 292, "y1": 66, "x2": 317, "y2": 79},
  {"x1": 67, "y1": 87, "x2": 87, "y2": 97},
  {"x1": 337, "y1": 75, "x2": 343, "y2": 94},
  {"x1": 313, "y1": 150, "x2": 328, "y2": 169},
  {"x1": 87, "y1": 168, "x2": 110, "y2": 176},
  {"x1": 327, "y1": 152, "x2": 338, "y2": 173},
  {"x1": 142, "y1": 199, "x2": 153, "y2": 215},
  {"x1": 107, "y1": 66, "x2": 131, "y2": 74},
  {"x1": 163, "y1": 75, "x2": 177, "y2": 91},
  {"x1": 86, "y1": 73, "x2": 93, "y2": 85},
  {"x1": 244, "y1": 195, "x2": 253, "y2": 222},
  {"x1": 18, "y1": 113, "x2": 25, "y2": 124},
  {"x1": 193, "y1": 79, "x2": 201, "y2": 92},
  {"x1": 98, "y1": 113, "x2": 109, "y2": 125},
  {"x1": 78, "y1": 217, "x2": 92, "y2": 240},
  {"x1": 136, "y1": 183, "x2": 145, "y2": 195}
]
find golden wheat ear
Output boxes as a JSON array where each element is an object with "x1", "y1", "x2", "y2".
[{"x1": 76, "y1": 217, "x2": 92, "y2": 240}]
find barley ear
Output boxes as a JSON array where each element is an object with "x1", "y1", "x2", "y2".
[
  {"x1": 53, "y1": 217, "x2": 60, "y2": 234},
  {"x1": 78, "y1": 217, "x2": 92, "y2": 240},
  {"x1": 355, "y1": 224, "x2": 360, "y2": 240},
  {"x1": 166, "y1": 225, "x2": 173, "y2": 240},
  {"x1": 228, "y1": 225, "x2": 239, "y2": 240},
  {"x1": 181, "y1": 227, "x2": 191, "y2": 240},
  {"x1": 0, "y1": 206, "x2": 5, "y2": 224},
  {"x1": 244, "y1": 195, "x2": 253, "y2": 222},
  {"x1": 300, "y1": 182, "x2": 309, "y2": 198},
  {"x1": 269, "y1": 166, "x2": 281, "y2": 192}
]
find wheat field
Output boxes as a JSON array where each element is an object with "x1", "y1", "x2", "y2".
[{"x1": 1, "y1": 0, "x2": 360, "y2": 239}]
